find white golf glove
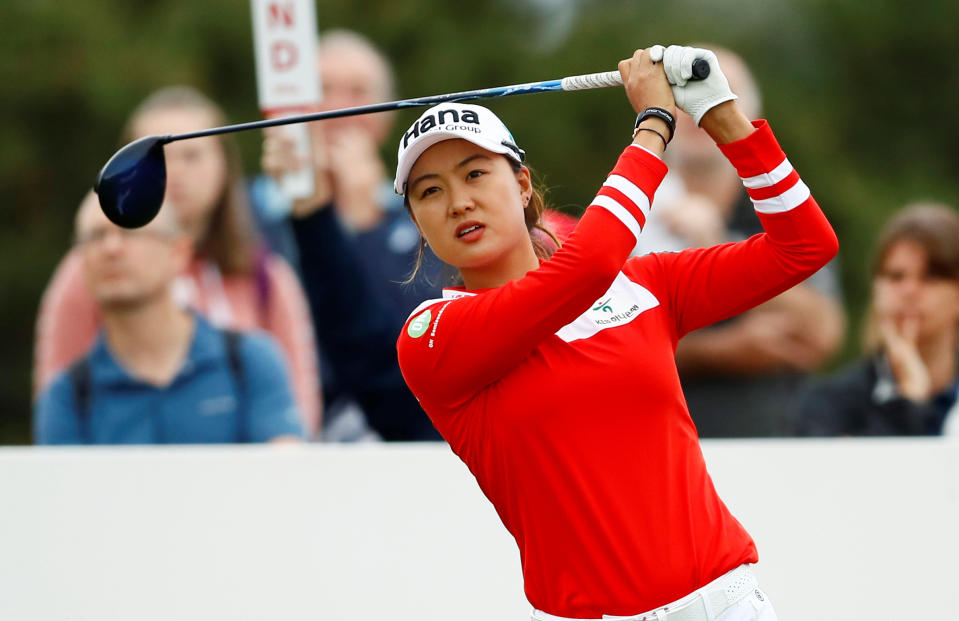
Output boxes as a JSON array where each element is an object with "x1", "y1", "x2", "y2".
[{"x1": 649, "y1": 45, "x2": 737, "y2": 126}]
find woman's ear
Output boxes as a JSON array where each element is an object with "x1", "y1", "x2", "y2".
[{"x1": 516, "y1": 165, "x2": 532, "y2": 204}]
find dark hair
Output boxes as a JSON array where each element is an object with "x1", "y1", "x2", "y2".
[
  {"x1": 122, "y1": 86, "x2": 258, "y2": 275},
  {"x1": 872, "y1": 203, "x2": 959, "y2": 281},
  {"x1": 402, "y1": 156, "x2": 559, "y2": 284},
  {"x1": 862, "y1": 202, "x2": 959, "y2": 352}
]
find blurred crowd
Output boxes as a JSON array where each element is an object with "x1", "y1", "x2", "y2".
[{"x1": 31, "y1": 32, "x2": 959, "y2": 445}]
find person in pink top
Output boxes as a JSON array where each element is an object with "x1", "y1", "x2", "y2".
[{"x1": 34, "y1": 86, "x2": 321, "y2": 436}]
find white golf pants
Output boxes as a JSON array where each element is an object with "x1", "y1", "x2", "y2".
[{"x1": 531, "y1": 564, "x2": 778, "y2": 621}]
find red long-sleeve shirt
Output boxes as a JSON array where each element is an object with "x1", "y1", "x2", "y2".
[{"x1": 397, "y1": 121, "x2": 838, "y2": 618}]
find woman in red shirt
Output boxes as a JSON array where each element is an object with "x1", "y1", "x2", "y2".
[{"x1": 395, "y1": 46, "x2": 838, "y2": 621}]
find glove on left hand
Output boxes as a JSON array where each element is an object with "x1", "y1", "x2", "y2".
[{"x1": 649, "y1": 45, "x2": 737, "y2": 126}]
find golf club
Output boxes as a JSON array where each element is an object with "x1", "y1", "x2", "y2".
[{"x1": 95, "y1": 60, "x2": 709, "y2": 228}]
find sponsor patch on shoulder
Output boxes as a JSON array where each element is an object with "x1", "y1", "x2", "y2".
[
  {"x1": 555, "y1": 272, "x2": 659, "y2": 343},
  {"x1": 407, "y1": 309, "x2": 432, "y2": 338}
]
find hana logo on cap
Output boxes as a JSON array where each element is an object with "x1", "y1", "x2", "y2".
[{"x1": 394, "y1": 102, "x2": 525, "y2": 195}]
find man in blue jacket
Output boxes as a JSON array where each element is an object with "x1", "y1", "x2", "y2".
[{"x1": 34, "y1": 193, "x2": 304, "y2": 444}]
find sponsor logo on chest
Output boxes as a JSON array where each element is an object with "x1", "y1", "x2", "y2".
[
  {"x1": 555, "y1": 272, "x2": 659, "y2": 343},
  {"x1": 590, "y1": 297, "x2": 642, "y2": 325}
]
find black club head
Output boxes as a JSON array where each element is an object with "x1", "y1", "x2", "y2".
[{"x1": 94, "y1": 135, "x2": 169, "y2": 229}]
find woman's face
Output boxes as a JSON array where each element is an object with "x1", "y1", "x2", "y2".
[
  {"x1": 130, "y1": 107, "x2": 229, "y2": 237},
  {"x1": 873, "y1": 239, "x2": 959, "y2": 342},
  {"x1": 407, "y1": 139, "x2": 533, "y2": 282}
]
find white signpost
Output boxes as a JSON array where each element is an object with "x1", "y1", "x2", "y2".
[{"x1": 251, "y1": 0, "x2": 321, "y2": 199}]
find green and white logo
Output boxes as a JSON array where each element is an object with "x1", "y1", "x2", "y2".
[
  {"x1": 407, "y1": 309, "x2": 432, "y2": 338},
  {"x1": 592, "y1": 298, "x2": 613, "y2": 313}
]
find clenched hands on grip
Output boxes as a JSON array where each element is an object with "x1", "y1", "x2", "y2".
[
  {"x1": 624, "y1": 45, "x2": 755, "y2": 146},
  {"x1": 618, "y1": 48, "x2": 676, "y2": 156},
  {"x1": 619, "y1": 48, "x2": 677, "y2": 119}
]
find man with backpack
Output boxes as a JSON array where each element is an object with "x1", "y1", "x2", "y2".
[{"x1": 33, "y1": 196, "x2": 303, "y2": 444}]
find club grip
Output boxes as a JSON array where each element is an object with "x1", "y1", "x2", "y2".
[
  {"x1": 560, "y1": 71, "x2": 624, "y2": 91},
  {"x1": 561, "y1": 58, "x2": 711, "y2": 92},
  {"x1": 691, "y1": 58, "x2": 710, "y2": 80}
]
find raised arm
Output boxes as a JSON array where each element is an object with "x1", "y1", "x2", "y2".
[
  {"x1": 399, "y1": 153, "x2": 665, "y2": 407},
  {"x1": 399, "y1": 49, "x2": 675, "y2": 408},
  {"x1": 650, "y1": 113, "x2": 838, "y2": 337},
  {"x1": 616, "y1": 46, "x2": 837, "y2": 339}
]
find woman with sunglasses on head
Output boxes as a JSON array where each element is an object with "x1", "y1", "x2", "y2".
[{"x1": 395, "y1": 45, "x2": 838, "y2": 621}]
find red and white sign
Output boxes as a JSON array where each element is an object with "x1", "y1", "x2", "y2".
[
  {"x1": 251, "y1": 0, "x2": 321, "y2": 198},
  {"x1": 251, "y1": 0, "x2": 321, "y2": 114}
]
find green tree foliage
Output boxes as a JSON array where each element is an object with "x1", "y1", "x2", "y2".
[{"x1": 2, "y1": 0, "x2": 957, "y2": 442}]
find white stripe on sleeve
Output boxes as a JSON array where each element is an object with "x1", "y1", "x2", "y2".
[
  {"x1": 741, "y1": 157, "x2": 793, "y2": 189},
  {"x1": 603, "y1": 175, "x2": 651, "y2": 218},
  {"x1": 590, "y1": 195, "x2": 643, "y2": 242},
  {"x1": 751, "y1": 180, "x2": 811, "y2": 214}
]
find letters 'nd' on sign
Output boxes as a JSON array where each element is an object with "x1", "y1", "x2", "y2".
[{"x1": 251, "y1": 0, "x2": 320, "y2": 114}]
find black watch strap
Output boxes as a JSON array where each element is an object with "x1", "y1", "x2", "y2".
[{"x1": 634, "y1": 107, "x2": 676, "y2": 144}]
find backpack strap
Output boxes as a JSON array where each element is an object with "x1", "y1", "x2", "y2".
[
  {"x1": 67, "y1": 356, "x2": 92, "y2": 442},
  {"x1": 222, "y1": 329, "x2": 248, "y2": 442},
  {"x1": 253, "y1": 246, "x2": 273, "y2": 324}
]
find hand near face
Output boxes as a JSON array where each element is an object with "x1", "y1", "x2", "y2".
[
  {"x1": 326, "y1": 126, "x2": 387, "y2": 231},
  {"x1": 880, "y1": 316, "x2": 933, "y2": 402},
  {"x1": 261, "y1": 124, "x2": 334, "y2": 218}
]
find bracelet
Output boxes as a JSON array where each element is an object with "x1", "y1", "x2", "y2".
[
  {"x1": 634, "y1": 107, "x2": 676, "y2": 143},
  {"x1": 632, "y1": 127, "x2": 668, "y2": 150}
]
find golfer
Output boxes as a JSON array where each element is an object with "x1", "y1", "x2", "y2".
[{"x1": 395, "y1": 46, "x2": 838, "y2": 621}]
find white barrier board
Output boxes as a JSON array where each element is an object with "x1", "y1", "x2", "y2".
[{"x1": 1, "y1": 439, "x2": 956, "y2": 621}]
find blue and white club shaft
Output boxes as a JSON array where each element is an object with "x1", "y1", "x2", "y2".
[{"x1": 158, "y1": 63, "x2": 706, "y2": 146}]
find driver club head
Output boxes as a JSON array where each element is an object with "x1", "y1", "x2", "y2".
[{"x1": 94, "y1": 135, "x2": 169, "y2": 228}]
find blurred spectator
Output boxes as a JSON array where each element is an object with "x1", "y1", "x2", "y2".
[
  {"x1": 34, "y1": 86, "x2": 322, "y2": 436},
  {"x1": 34, "y1": 195, "x2": 304, "y2": 444},
  {"x1": 254, "y1": 28, "x2": 444, "y2": 312},
  {"x1": 799, "y1": 203, "x2": 959, "y2": 436},
  {"x1": 256, "y1": 29, "x2": 444, "y2": 441},
  {"x1": 637, "y1": 46, "x2": 846, "y2": 436}
]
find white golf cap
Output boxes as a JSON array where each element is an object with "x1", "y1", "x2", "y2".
[{"x1": 394, "y1": 102, "x2": 525, "y2": 195}]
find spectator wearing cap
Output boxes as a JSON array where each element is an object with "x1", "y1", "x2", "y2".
[{"x1": 34, "y1": 194, "x2": 304, "y2": 445}]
